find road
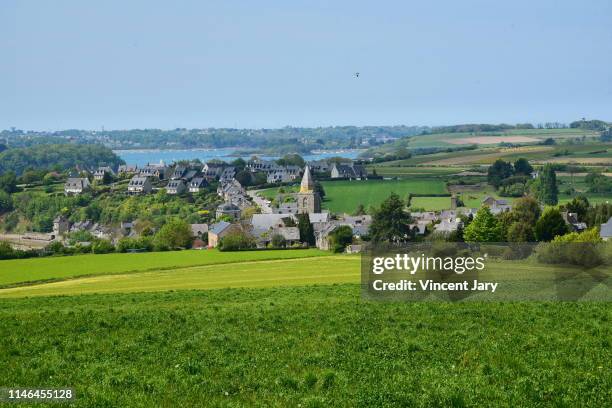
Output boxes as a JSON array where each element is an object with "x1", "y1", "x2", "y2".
[{"x1": 247, "y1": 189, "x2": 273, "y2": 213}]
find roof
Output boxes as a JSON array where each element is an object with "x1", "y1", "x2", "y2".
[
  {"x1": 434, "y1": 218, "x2": 463, "y2": 233},
  {"x1": 167, "y1": 180, "x2": 185, "y2": 187},
  {"x1": 209, "y1": 221, "x2": 232, "y2": 235},
  {"x1": 217, "y1": 202, "x2": 240, "y2": 211},
  {"x1": 300, "y1": 165, "x2": 315, "y2": 193},
  {"x1": 129, "y1": 176, "x2": 149, "y2": 185},
  {"x1": 601, "y1": 217, "x2": 612, "y2": 238},
  {"x1": 190, "y1": 223, "x2": 209, "y2": 235},
  {"x1": 189, "y1": 177, "x2": 206, "y2": 186},
  {"x1": 308, "y1": 212, "x2": 330, "y2": 223},
  {"x1": 274, "y1": 227, "x2": 300, "y2": 241},
  {"x1": 251, "y1": 214, "x2": 296, "y2": 236},
  {"x1": 65, "y1": 177, "x2": 89, "y2": 188}
]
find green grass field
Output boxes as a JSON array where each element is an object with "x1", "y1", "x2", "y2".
[
  {"x1": 1, "y1": 284, "x2": 609, "y2": 407},
  {"x1": 0, "y1": 255, "x2": 359, "y2": 297},
  {"x1": 366, "y1": 166, "x2": 464, "y2": 178},
  {"x1": 404, "y1": 128, "x2": 599, "y2": 149},
  {"x1": 320, "y1": 179, "x2": 447, "y2": 214},
  {"x1": 0, "y1": 249, "x2": 329, "y2": 288}
]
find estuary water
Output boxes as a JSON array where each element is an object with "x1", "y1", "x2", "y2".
[{"x1": 114, "y1": 148, "x2": 363, "y2": 166}]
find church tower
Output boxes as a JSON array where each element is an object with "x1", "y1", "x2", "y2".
[{"x1": 297, "y1": 165, "x2": 321, "y2": 214}]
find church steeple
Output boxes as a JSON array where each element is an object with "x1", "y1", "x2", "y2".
[{"x1": 300, "y1": 165, "x2": 315, "y2": 193}]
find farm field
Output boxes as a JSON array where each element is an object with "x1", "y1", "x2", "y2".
[
  {"x1": 365, "y1": 166, "x2": 464, "y2": 177},
  {"x1": 404, "y1": 128, "x2": 598, "y2": 149},
  {"x1": 0, "y1": 248, "x2": 329, "y2": 288},
  {"x1": 378, "y1": 143, "x2": 610, "y2": 167},
  {"x1": 0, "y1": 255, "x2": 359, "y2": 298},
  {"x1": 320, "y1": 179, "x2": 447, "y2": 214},
  {"x1": 1, "y1": 284, "x2": 609, "y2": 407}
]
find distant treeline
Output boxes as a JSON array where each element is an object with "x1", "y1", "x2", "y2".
[
  {"x1": 424, "y1": 119, "x2": 610, "y2": 135},
  {"x1": 0, "y1": 126, "x2": 426, "y2": 151},
  {"x1": 0, "y1": 144, "x2": 124, "y2": 175}
]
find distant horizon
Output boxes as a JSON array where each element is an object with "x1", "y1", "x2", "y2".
[{"x1": 1, "y1": 119, "x2": 605, "y2": 133}]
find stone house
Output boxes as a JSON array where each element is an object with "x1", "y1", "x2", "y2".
[
  {"x1": 127, "y1": 176, "x2": 152, "y2": 195},
  {"x1": 64, "y1": 177, "x2": 91, "y2": 195}
]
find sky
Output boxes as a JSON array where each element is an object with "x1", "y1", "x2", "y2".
[{"x1": 2, "y1": 0, "x2": 611, "y2": 130}]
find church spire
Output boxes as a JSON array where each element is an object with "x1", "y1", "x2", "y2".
[{"x1": 300, "y1": 165, "x2": 315, "y2": 193}]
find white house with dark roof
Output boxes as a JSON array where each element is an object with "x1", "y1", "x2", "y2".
[
  {"x1": 93, "y1": 166, "x2": 115, "y2": 181},
  {"x1": 166, "y1": 179, "x2": 186, "y2": 195},
  {"x1": 64, "y1": 177, "x2": 91, "y2": 195},
  {"x1": 331, "y1": 163, "x2": 367, "y2": 180},
  {"x1": 600, "y1": 217, "x2": 612, "y2": 241},
  {"x1": 118, "y1": 164, "x2": 138, "y2": 175},
  {"x1": 127, "y1": 176, "x2": 152, "y2": 195},
  {"x1": 171, "y1": 166, "x2": 187, "y2": 180},
  {"x1": 481, "y1": 196, "x2": 511, "y2": 214},
  {"x1": 188, "y1": 177, "x2": 207, "y2": 193},
  {"x1": 216, "y1": 202, "x2": 241, "y2": 220}
]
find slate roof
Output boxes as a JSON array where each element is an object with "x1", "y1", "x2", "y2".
[
  {"x1": 601, "y1": 217, "x2": 612, "y2": 238},
  {"x1": 209, "y1": 221, "x2": 232, "y2": 235}
]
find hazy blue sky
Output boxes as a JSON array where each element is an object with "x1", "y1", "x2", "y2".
[{"x1": 2, "y1": 0, "x2": 611, "y2": 130}]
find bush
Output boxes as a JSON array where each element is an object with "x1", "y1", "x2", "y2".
[
  {"x1": 535, "y1": 228, "x2": 607, "y2": 268},
  {"x1": 218, "y1": 232, "x2": 256, "y2": 251},
  {"x1": 153, "y1": 219, "x2": 193, "y2": 250},
  {"x1": 116, "y1": 237, "x2": 154, "y2": 252},
  {"x1": 271, "y1": 234, "x2": 287, "y2": 248},
  {"x1": 328, "y1": 225, "x2": 353, "y2": 253},
  {"x1": 92, "y1": 239, "x2": 115, "y2": 254}
]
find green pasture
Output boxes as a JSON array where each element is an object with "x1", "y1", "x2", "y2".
[
  {"x1": 0, "y1": 249, "x2": 329, "y2": 288},
  {"x1": 1, "y1": 284, "x2": 609, "y2": 407},
  {"x1": 0, "y1": 255, "x2": 359, "y2": 298},
  {"x1": 367, "y1": 166, "x2": 463, "y2": 177},
  {"x1": 320, "y1": 179, "x2": 447, "y2": 214},
  {"x1": 405, "y1": 128, "x2": 599, "y2": 149}
]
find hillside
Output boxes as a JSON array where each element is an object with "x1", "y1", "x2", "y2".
[
  {"x1": 0, "y1": 143, "x2": 124, "y2": 175},
  {"x1": 0, "y1": 284, "x2": 609, "y2": 407}
]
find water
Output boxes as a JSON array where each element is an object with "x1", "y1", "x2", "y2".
[{"x1": 114, "y1": 148, "x2": 363, "y2": 166}]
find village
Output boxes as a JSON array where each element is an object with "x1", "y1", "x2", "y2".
[{"x1": 31, "y1": 155, "x2": 606, "y2": 255}]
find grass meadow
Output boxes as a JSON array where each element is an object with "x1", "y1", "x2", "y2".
[
  {"x1": 0, "y1": 248, "x2": 329, "y2": 288},
  {"x1": 320, "y1": 179, "x2": 447, "y2": 214},
  {"x1": 0, "y1": 255, "x2": 359, "y2": 298},
  {"x1": 1, "y1": 284, "x2": 609, "y2": 407}
]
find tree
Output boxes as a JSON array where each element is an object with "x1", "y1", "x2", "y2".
[
  {"x1": 534, "y1": 208, "x2": 567, "y2": 241},
  {"x1": 0, "y1": 171, "x2": 17, "y2": 193},
  {"x1": 230, "y1": 158, "x2": 247, "y2": 170},
  {"x1": 235, "y1": 170, "x2": 252, "y2": 186},
  {"x1": 487, "y1": 159, "x2": 514, "y2": 188},
  {"x1": 276, "y1": 154, "x2": 305, "y2": 167},
  {"x1": 564, "y1": 196, "x2": 590, "y2": 221},
  {"x1": 101, "y1": 171, "x2": 113, "y2": 185},
  {"x1": 463, "y1": 207, "x2": 502, "y2": 242},
  {"x1": 353, "y1": 204, "x2": 366, "y2": 216},
  {"x1": 511, "y1": 196, "x2": 541, "y2": 225},
  {"x1": 536, "y1": 164, "x2": 558, "y2": 205},
  {"x1": 218, "y1": 232, "x2": 255, "y2": 251},
  {"x1": 153, "y1": 218, "x2": 193, "y2": 250},
  {"x1": 507, "y1": 222, "x2": 535, "y2": 242},
  {"x1": 513, "y1": 158, "x2": 533, "y2": 175},
  {"x1": 328, "y1": 225, "x2": 353, "y2": 253},
  {"x1": 0, "y1": 190, "x2": 12, "y2": 213},
  {"x1": 92, "y1": 239, "x2": 115, "y2": 254},
  {"x1": 314, "y1": 182, "x2": 326, "y2": 199},
  {"x1": 297, "y1": 213, "x2": 315, "y2": 246},
  {"x1": 369, "y1": 193, "x2": 412, "y2": 243},
  {"x1": 271, "y1": 234, "x2": 287, "y2": 248}
]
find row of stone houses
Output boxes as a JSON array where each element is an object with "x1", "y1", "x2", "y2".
[{"x1": 206, "y1": 211, "x2": 371, "y2": 250}]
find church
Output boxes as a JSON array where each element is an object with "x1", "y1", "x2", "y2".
[{"x1": 297, "y1": 165, "x2": 321, "y2": 214}]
